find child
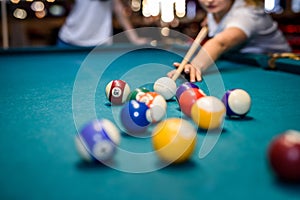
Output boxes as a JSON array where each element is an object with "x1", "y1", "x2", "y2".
[{"x1": 168, "y1": 0, "x2": 291, "y2": 82}]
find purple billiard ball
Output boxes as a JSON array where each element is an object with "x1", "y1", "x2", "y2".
[
  {"x1": 222, "y1": 89, "x2": 251, "y2": 118},
  {"x1": 120, "y1": 100, "x2": 151, "y2": 134},
  {"x1": 75, "y1": 119, "x2": 120, "y2": 162},
  {"x1": 176, "y1": 82, "x2": 199, "y2": 101}
]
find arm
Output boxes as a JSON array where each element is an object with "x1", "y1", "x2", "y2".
[
  {"x1": 113, "y1": 0, "x2": 149, "y2": 45},
  {"x1": 169, "y1": 27, "x2": 248, "y2": 82}
]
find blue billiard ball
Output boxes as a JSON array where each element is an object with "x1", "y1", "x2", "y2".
[
  {"x1": 120, "y1": 100, "x2": 151, "y2": 134},
  {"x1": 75, "y1": 119, "x2": 120, "y2": 162},
  {"x1": 222, "y1": 89, "x2": 251, "y2": 118}
]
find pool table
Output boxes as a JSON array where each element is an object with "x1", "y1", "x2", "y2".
[{"x1": 0, "y1": 44, "x2": 299, "y2": 200}]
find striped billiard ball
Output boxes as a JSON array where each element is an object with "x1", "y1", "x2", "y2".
[
  {"x1": 75, "y1": 119, "x2": 120, "y2": 162},
  {"x1": 105, "y1": 79, "x2": 130, "y2": 105},
  {"x1": 222, "y1": 89, "x2": 251, "y2": 118}
]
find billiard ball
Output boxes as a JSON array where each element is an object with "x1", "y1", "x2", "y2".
[
  {"x1": 178, "y1": 88, "x2": 206, "y2": 117},
  {"x1": 191, "y1": 96, "x2": 226, "y2": 130},
  {"x1": 120, "y1": 100, "x2": 151, "y2": 134},
  {"x1": 222, "y1": 89, "x2": 251, "y2": 118},
  {"x1": 152, "y1": 118, "x2": 197, "y2": 164},
  {"x1": 105, "y1": 79, "x2": 130, "y2": 105},
  {"x1": 153, "y1": 77, "x2": 177, "y2": 100},
  {"x1": 268, "y1": 130, "x2": 300, "y2": 182},
  {"x1": 137, "y1": 91, "x2": 167, "y2": 123},
  {"x1": 175, "y1": 82, "x2": 199, "y2": 101},
  {"x1": 75, "y1": 119, "x2": 120, "y2": 162},
  {"x1": 127, "y1": 87, "x2": 150, "y2": 101}
]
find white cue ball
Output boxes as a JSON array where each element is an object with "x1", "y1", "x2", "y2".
[{"x1": 153, "y1": 77, "x2": 177, "y2": 100}]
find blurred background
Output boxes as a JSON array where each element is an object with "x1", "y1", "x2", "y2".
[{"x1": 0, "y1": 0, "x2": 299, "y2": 52}]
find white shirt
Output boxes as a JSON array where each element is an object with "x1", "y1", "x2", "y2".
[
  {"x1": 207, "y1": 0, "x2": 291, "y2": 53},
  {"x1": 58, "y1": 0, "x2": 113, "y2": 47}
]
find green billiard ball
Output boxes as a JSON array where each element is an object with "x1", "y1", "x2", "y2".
[{"x1": 127, "y1": 87, "x2": 150, "y2": 101}]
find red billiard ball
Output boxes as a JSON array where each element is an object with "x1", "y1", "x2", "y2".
[
  {"x1": 105, "y1": 80, "x2": 130, "y2": 105},
  {"x1": 268, "y1": 130, "x2": 300, "y2": 182},
  {"x1": 178, "y1": 88, "x2": 206, "y2": 117},
  {"x1": 175, "y1": 82, "x2": 199, "y2": 101}
]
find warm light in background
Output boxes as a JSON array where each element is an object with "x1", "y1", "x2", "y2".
[
  {"x1": 10, "y1": 0, "x2": 21, "y2": 4},
  {"x1": 13, "y1": 8, "x2": 27, "y2": 19},
  {"x1": 160, "y1": 0, "x2": 175, "y2": 23},
  {"x1": 31, "y1": 1, "x2": 45, "y2": 12},
  {"x1": 265, "y1": 0, "x2": 277, "y2": 11},
  {"x1": 139, "y1": 0, "x2": 186, "y2": 23},
  {"x1": 35, "y1": 10, "x2": 46, "y2": 19},
  {"x1": 131, "y1": 0, "x2": 141, "y2": 12}
]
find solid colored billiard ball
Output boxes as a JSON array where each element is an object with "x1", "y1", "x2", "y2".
[
  {"x1": 152, "y1": 118, "x2": 197, "y2": 164},
  {"x1": 222, "y1": 89, "x2": 251, "y2": 118},
  {"x1": 75, "y1": 119, "x2": 120, "y2": 162},
  {"x1": 268, "y1": 130, "x2": 300, "y2": 182},
  {"x1": 127, "y1": 87, "x2": 150, "y2": 101},
  {"x1": 191, "y1": 96, "x2": 226, "y2": 130},
  {"x1": 175, "y1": 82, "x2": 199, "y2": 101},
  {"x1": 178, "y1": 88, "x2": 206, "y2": 117},
  {"x1": 153, "y1": 77, "x2": 177, "y2": 100},
  {"x1": 137, "y1": 91, "x2": 167, "y2": 123},
  {"x1": 105, "y1": 79, "x2": 130, "y2": 105},
  {"x1": 120, "y1": 100, "x2": 151, "y2": 134}
]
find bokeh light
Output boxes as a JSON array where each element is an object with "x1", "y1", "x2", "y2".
[{"x1": 13, "y1": 8, "x2": 27, "y2": 19}]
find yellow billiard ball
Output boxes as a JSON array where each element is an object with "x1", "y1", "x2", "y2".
[
  {"x1": 152, "y1": 118, "x2": 197, "y2": 164},
  {"x1": 191, "y1": 96, "x2": 226, "y2": 130}
]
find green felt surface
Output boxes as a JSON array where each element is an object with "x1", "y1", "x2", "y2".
[{"x1": 0, "y1": 45, "x2": 300, "y2": 200}]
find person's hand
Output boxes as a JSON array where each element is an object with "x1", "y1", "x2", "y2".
[{"x1": 167, "y1": 62, "x2": 202, "y2": 82}]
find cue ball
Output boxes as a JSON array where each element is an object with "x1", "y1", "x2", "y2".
[
  {"x1": 75, "y1": 119, "x2": 120, "y2": 162},
  {"x1": 178, "y1": 88, "x2": 206, "y2": 117},
  {"x1": 152, "y1": 118, "x2": 197, "y2": 164},
  {"x1": 137, "y1": 91, "x2": 167, "y2": 123},
  {"x1": 120, "y1": 100, "x2": 151, "y2": 134},
  {"x1": 153, "y1": 77, "x2": 177, "y2": 100},
  {"x1": 191, "y1": 96, "x2": 226, "y2": 130},
  {"x1": 268, "y1": 130, "x2": 300, "y2": 182},
  {"x1": 222, "y1": 89, "x2": 251, "y2": 118},
  {"x1": 105, "y1": 79, "x2": 130, "y2": 105}
]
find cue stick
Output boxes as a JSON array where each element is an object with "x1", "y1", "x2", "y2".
[
  {"x1": 171, "y1": 26, "x2": 208, "y2": 81},
  {"x1": 1, "y1": 0, "x2": 9, "y2": 49}
]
